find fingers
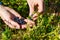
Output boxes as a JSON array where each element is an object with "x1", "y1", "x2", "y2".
[
  {"x1": 4, "y1": 6, "x2": 22, "y2": 19},
  {"x1": 2, "y1": 6, "x2": 35, "y2": 29},
  {"x1": 24, "y1": 19, "x2": 35, "y2": 27},
  {"x1": 9, "y1": 19, "x2": 20, "y2": 29},
  {"x1": 0, "y1": 6, "x2": 21, "y2": 29},
  {"x1": 27, "y1": 0, "x2": 34, "y2": 16},
  {"x1": 32, "y1": 13, "x2": 38, "y2": 21},
  {"x1": 38, "y1": 0, "x2": 43, "y2": 13},
  {"x1": 0, "y1": 6, "x2": 35, "y2": 29},
  {"x1": 3, "y1": 20, "x2": 15, "y2": 29},
  {"x1": 21, "y1": 24, "x2": 26, "y2": 29},
  {"x1": 29, "y1": 5, "x2": 34, "y2": 16},
  {"x1": 3, "y1": 19, "x2": 20, "y2": 29}
]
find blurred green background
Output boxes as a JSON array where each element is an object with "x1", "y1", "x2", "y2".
[{"x1": 0, "y1": 0, "x2": 60, "y2": 40}]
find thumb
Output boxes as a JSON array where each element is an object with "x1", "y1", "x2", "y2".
[{"x1": 29, "y1": 5, "x2": 34, "y2": 16}]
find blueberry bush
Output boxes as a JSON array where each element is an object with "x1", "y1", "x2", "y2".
[{"x1": 0, "y1": 0, "x2": 60, "y2": 40}]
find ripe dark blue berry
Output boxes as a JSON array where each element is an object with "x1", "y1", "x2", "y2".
[{"x1": 13, "y1": 17, "x2": 26, "y2": 25}]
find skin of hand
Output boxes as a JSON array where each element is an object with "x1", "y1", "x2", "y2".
[
  {"x1": 0, "y1": 6, "x2": 35, "y2": 29},
  {"x1": 27, "y1": 0, "x2": 43, "y2": 20}
]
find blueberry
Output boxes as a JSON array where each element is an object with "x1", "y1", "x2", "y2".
[{"x1": 13, "y1": 17, "x2": 26, "y2": 25}]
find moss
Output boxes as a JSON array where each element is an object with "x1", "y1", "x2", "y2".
[{"x1": 0, "y1": 0, "x2": 60, "y2": 40}]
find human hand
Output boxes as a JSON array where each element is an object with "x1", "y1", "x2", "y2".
[
  {"x1": 0, "y1": 6, "x2": 35, "y2": 29},
  {"x1": 27, "y1": 0, "x2": 43, "y2": 20}
]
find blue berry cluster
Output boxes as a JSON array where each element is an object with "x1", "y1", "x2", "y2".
[{"x1": 13, "y1": 17, "x2": 26, "y2": 25}]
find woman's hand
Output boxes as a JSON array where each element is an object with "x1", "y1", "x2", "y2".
[
  {"x1": 0, "y1": 6, "x2": 35, "y2": 29},
  {"x1": 27, "y1": 0, "x2": 43, "y2": 20}
]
